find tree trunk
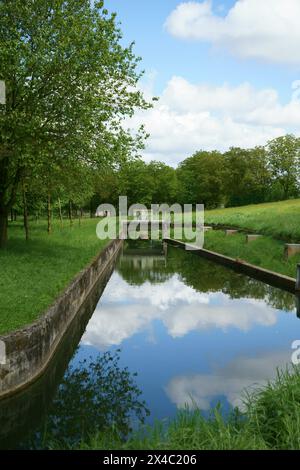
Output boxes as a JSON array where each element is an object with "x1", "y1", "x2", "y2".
[
  {"x1": 14, "y1": 210, "x2": 17, "y2": 222},
  {"x1": 22, "y1": 183, "x2": 29, "y2": 241},
  {"x1": 0, "y1": 209, "x2": 8, "y2": 248},
  {"x1": 68, "y1": 200, "x2": 73, "y2": 225},
  {"x1": 10, "y1": 208, "x2": 13, "y2": 222},
  {"x1": 58, "y1": 198, "x2": 63, "y2": 225},
  {"x1": 0, "y1": 157, "x2": 23, "y2": 248},
  {"x1": 79, "y1": 207, "x2": 83, "y2": 226},
  {"x1": 47, "y1": 193, "x2": 52, "y2": 234}
]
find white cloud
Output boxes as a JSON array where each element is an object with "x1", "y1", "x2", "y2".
[
  {"x1": 165, "y1": 0, "x2": 300, "y2": 65},
  {"x1": 166, "y1": 350, "x2": 293, "y2": 410},
  {"x1": 129, "y1": 75, "x2": 300, "y2": 166},
  {"x1": 81, "y1": 271, "x2": 278, "y2": 350}
]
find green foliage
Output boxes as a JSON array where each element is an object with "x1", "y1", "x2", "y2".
[
  {"x1": 147, "y1": 161, "x2": 178, "y2": 204},
  {"x1": 93, "y1": 159, "x2": 179, "y2": 208},
  {"x1": 175, "y1": 137, "x2": 300, "y2": 209},
  {"x1": 25, "y1": 350, "x2": 149, "y2": 449},
  {"x1": 0, "y1": 0, "x2": 150, "y2": 246},
  {"x1": 177, "y1": 151, "x2": 224, "y2": 208},
  {"x1": 267, "y1": 135, "x2": 300, "y2": 200},
  {"x1": 222, "y1": 146, "x2": 270, "y2": 206}
]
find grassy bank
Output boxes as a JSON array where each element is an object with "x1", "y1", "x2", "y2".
[
  {"x1": 203, "y1": 199, "x2": 300, "y2": 242},
  {"x1": 0, "y1": 219, "x2": 109, "y2": 334},
  {"x1": 202, "y1": 230, "x2": 300, "y2": 278},
  {"x1": 55, "y1": 366, "x2": 300, "y2": 450}
]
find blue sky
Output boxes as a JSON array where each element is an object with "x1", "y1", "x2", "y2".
[{"x1": 105, "y1": 0, "x2": 300, "y2": 166}]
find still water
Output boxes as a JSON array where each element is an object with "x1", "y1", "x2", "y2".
[{"x1": 0, "y1": 240, "x2": 299, "y2": 448}]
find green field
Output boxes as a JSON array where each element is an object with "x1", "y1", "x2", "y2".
[
  {"x1": 203, "y1": 230, "x2": 300, "y2": 278},
  {"x1": 204, "y1": 198, "x2": 300, "y2": 242},
  {"x1": 184, "y1": 198, "x2": 300, "y2": 279},
  {"x1": 0, "y1": 219, "x2": 108, "y2": 335}
]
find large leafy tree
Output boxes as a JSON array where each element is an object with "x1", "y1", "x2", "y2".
[
  {"x1": 223, "y1": 146, "x2": 271, "y2": 206},
  {"x1": 176, "y1": 151, "x2": 224, "y2": 208},
  {"x1": 266, "y1": 134, "x2": 300, "y2": 200},
  {"x1": 147, "y1": 161, "x2": 178, "y2": 204},
  {"x1": 0, "y1": 0, "x2": 149, "y2": 247}
]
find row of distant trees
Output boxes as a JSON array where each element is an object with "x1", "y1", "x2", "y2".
[
  {"x1": 11, "y1": 133, "x2": 300, "y2": 233},
  {"x1": 93, "y1": 134, "x2": 300, "y2": 210}
]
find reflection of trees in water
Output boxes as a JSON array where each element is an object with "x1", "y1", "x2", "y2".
[
  {"x1": 172, "y1": 250, "x2": 296, "y2": 312},
  {"x1": 117, "y1": 240, "x2": 171, "y2": 285},
  {"x1": 117, "y1": 259, "x2": 171, "y2": 285},
  {"x1": 22, "y1": 350, "x2": 149, "y2": 449},
  {"x1": 118, "y1": 243, "x2": 295, "y2": 313}
]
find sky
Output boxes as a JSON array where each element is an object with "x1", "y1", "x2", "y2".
[{"x1": 105, "y1": 0, "x2": 300, "y2": 166}]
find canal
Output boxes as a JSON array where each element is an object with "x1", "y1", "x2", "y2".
[{"x1": 0, "y1": 240, "x2": 298, "y2": 448}]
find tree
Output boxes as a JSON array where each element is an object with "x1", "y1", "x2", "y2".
[
  {"x1": 266, "y1": 134, "x2": 300, "y2": 200},
  {"x1": 176, "y1": 151, "x2": 224, "y2": 208},
  {"x1": 223, "y1": 147, "x2": 271, "y2": 206},
  {"x1": 0, "y1": 0, "x2": 150, "y2": 247},
  {"x1": 119, "y1": 159, "x2": 155, "y2": 207},
  {"x1": 147, "y1": 161, "x2": 178, "y2": 204}
]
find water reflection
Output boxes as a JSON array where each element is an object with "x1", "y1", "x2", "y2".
[
  {"x1": 0, "y1": 240, "x2": 298, "y2": 447},
  {"x1": 80, "y1": 240, "x2": 298, "y2": 419},
  {"x1": 82, "y1": 242, "x2": 296, "y2": 350},
  {"x1": 21, "y1": 351, "x2": 149, "y2": 449},
  {"x1": 117, "y1": 241, "x2": 296, "y2": 312},
  {"x1": 82, "y1": 274, "x2": 279, "y2": 349},
  {"x1": 166, "y1": 349, "x2": 292, "y2": 411}
]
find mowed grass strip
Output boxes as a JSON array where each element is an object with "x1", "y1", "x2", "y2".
[
  {"x1": 0, "y1": 219, "x2": 109, "y2": 335},
  {"x1": 203, "y1": 199, "x2": 300, "y2": 242},
  {"x1": 202, "y1": 230, "x2": 300, "y2": 278}
]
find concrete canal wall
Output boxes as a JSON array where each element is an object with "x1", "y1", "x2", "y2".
[
  {"x1": 0, "y1": 238, "x2": 123, "y2": 398},
  {"x1": 165, "y1": 238, "x2": 297, "y2": 294}
]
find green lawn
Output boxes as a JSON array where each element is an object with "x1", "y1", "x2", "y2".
[
  {"x1": 203, "y1": 230, "x2": 300, "y2": 278},
  {"x1": 203, "y1": 198, "x2": 300, "y2": 242},
  {"x1": 0, "y1": 219, "x2": 109, "y2": 335}
]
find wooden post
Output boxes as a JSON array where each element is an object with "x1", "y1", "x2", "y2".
[
  {"x1": 296, "y1": 294, "x2": 300, "y2": 318},
  {"x1": 296, "y1": 264, "x2": 300, "y2": 292},
  {"x1": 68, "y1": 200, "x2": 73, "y2": 225},
  {"x1": 47, "y1": 192, "x2": 52, "y2": 234},
  {"x1": 58, "y1": 198, "x2": 63, "y2": 225},
  {"x1": 22, "y1": 181, "x2": 29, "y2": 241}
]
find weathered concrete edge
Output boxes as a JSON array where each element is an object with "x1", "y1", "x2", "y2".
[
  {"x1": 0, "y1": 238, "x2": 123, "y2": 399},
  {"x1": 164, "y1": 238, "x2": 297, "y2": 294},
  {"x1": 206, "y1": 222, "x2": 300, "y2": 244}
]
